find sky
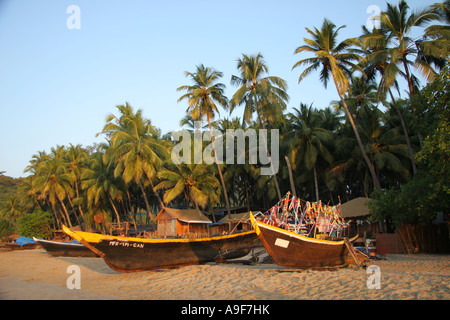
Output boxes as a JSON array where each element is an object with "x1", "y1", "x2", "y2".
[{"x1": 0, "y1": 0, "x2": 438, "y2": 178}]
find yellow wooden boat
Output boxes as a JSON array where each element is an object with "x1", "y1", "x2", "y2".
[{"x1": 63, "y1": 225, "x2": 257, "y2": 272}]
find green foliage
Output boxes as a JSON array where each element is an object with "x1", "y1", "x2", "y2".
[
  {"x1": 0, "y1": 219, "x2": 15, "y2": 241},
  {"x1": 16, "y1": 209, "x2": 53, "y2": 239},
  {"x1": 369, "y1": 172, "x2": 444, "y2": 227},
  {"x1": 0, "y1": 174, "x2": 23, "y2": 205},
  {"x1": 413, "y1": 65, "x2": 450, "y2": 137},
  {"x1": 369, "y1": 66, "x2": 450, "y2": 227}
]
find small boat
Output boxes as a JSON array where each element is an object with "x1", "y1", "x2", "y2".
[
  {"x1": 33, "y1": 237, "x2": 99, "y2": 257},
  {"x1": 250, "y1": 213, "x2": 358, "y2": 269},
  {"x1": 62, "y1": 225, "x2": 258, "y2": 272},
  {"x1": 0, "y1": 237, "x2": 37, "y2": 251}
]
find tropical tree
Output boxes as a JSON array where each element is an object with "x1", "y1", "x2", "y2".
[
  {"x1": 358, "y1": 25, "x2": 418, "y2": 174},
  {"x1": 284, "y1": 103, "x2": 334, "y2": 201},
  {"x1": 155, "y1": 162, "x2": 220, "y2": 210},
  {"x1": 364, "y1": 1, "x2": 442, "y2": 96},
  {"x1": 100, "y1": 103, "x2": 169, "y2": 220},
  {"x1": 32, "y1": 153, "x2": 74, "y2": 228},
  {"x1": 292, "y1": 18, "x2": 382, "y2": 191},
  {"x1": 177, "y1": 64, "x2": 232, "y2": 218},
  {"x1": 82, "y1": 152, "x2": 123, "y2": 227},
  {"x1": 65, "y1": 144, "x2": 88, "y2": 220},
  {"x1": 0, "y1": 196, "x2": 24, "y2": 226},
  {"x1": 230, "y1": 53, "x2": 289, "y2": 199}
]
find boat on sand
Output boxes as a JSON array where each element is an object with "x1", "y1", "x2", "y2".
[
  {"x1": 62, "y1": 225, "x2": 257, "y2": 272},
  {"x1": 33, "y1": 237, "x2": 98, "y2": 257}
]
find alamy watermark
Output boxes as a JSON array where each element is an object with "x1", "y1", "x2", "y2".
[
  {"x1": 366, "y1": 5, "x2": 381, "y2": 31},
  {"x1": 66, "y1": 5, "x2": 81, "y2": 30},
  {"x1": 366, "y1": 265, "x2": 381, "y2": 289},
  {"x1": 171, "y1": 121, "x2": 279, "y2": 175},
  {"x1": 66, "y1": 265, "x2": 81, "y2": 289}
]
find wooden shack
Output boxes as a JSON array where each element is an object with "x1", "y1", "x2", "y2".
[
  {"x1": 210, "y1": 212, "x2": 253, "y2": 234},
  {"x1": 155, "y1": 207, "x2": 212, "y2": 237},
  {"x1": 340, "y1": 197, "x2": 376, "y2": 236}
]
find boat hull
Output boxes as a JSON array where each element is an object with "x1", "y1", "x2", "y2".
[
  {"x1": 63, "y1": 226, "x2": 257, "y2": 272},
  {"x1": 250, "y1": 214, "x2": 357, "y2": 268},
  {"x1": 34, "y1": 238, "x2": 98, "y2": 257},
  {"x1": 0, "y1": 243, "x2": 37, "y2": 251}
]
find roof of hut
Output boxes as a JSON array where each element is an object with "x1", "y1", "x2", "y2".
[
  {"x1": 218, "y1": 212, "x2": 251, "y2": 224},
  {"x1": 340, "y1": 197, "x2": 372, "y2": 218},
  {"x1": 155, "y1": 207, "x2": 212, "y2": 224}
]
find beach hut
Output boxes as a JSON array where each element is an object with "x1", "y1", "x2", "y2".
[
  {"x1": 155, "y1": 207, "x2": 212, "y2": 237},
  {"x1": 340, "y1": 197, "x2": 372, "y2": 219},
  {"x1": 340, "y1": 197, "x2": 378, "y2": 244},
  {"x1": 210, "y1": 212, "x2": 253, "y2": 234}
]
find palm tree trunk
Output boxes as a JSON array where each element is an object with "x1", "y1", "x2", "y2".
[
  {"x1": 74, "y1": 181, "x2": 85, "y2": 220},
  {"x1": 257, "y1": 117, "x2": 282, "y2": 200},
  {"x1": 285, "y1": 156, "x2": 297, "y2": 197},
  {"x1": 138, "y1": 180, "x2": 153, "y2": 220},
  {"x1": 207, "y1": 119, "x2": 232, "y2": 220},
  {"x1": 146, "y1": 174, "x2": 165, "y2": 210},
  {"x1": 313, "y1": 165, "x2": 320, "y2": 202},
  {"x1": 402, "y1": 59, "x2": 423, "y2": 145},
  {"x1": 332, "y1": 75, "x2": 382, "y2": 191},
  {"x1": 403, "y1": 59, "x2": 415, "y2": 96},
  {"x1": 51, "y1": 203, "x2": 62, "y2": 229},
  {"x1": 388, "y1": 89, "x2": 417, "y2": 174},
  {"x1": 56, "y1": 194, "x2": 73, "y2": 228},
  {"x1": 108, "y1": 194, "x2": 121, "y2": 227}
]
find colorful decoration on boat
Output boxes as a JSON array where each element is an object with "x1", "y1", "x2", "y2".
[{"x1": 255, "y1": 192, "x2": 351, "y2": 239}]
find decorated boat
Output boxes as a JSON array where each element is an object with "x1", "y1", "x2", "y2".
[
  {"x1": 62, "y1": 225, "x2": 257, "y2": 272},
  {"x1": 33, "y1": 237, "x2": 98, "y2": 257},
  {"x1": 250, "y1": 192, "x2": 359, "y2": 269}
]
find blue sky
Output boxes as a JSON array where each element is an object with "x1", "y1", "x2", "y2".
[{"x1": 0, "y1": 0, "x2": 438, "y2": 178}]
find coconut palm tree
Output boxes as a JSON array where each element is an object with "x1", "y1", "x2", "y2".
[
  {"x1": 359, "y1": 25, "x2": 418, "y2": 174},
  {"x1": 292, "y1": 18, "x2": 382, "y2": 191},
  {"x1": 0, "y1": 196, "x2": 24, "y2": 226},
  {"x1": 155, "y1": 163, "x2": 220, "y2": 210},
  {"x1": 65, "y1": 144, "x2": 88, "y2": 221},
  {"x1": 100, "y1": 103, "x2": 169, "y2": 220},
  {"x1": 32, "y1": 155, "x2": 73, "y2": 228},
  {"x1": 366, "y1": 1, "x2": 443, "y2": 96},
  {"x1": 82, "y1": 152, "x2": 124, "y2": 228},
  {"x1": 284, "y1": 103, "x2": 334, "y2": 201},
  {"x1": 230, "y1": 53, "x2": 289, "y2": 199},
  {"x1": 177, "y1": 64, "x2": 232, "y2": 218}
]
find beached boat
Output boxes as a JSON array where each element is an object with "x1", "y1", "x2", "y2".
[
  {"x1": 33, "y1": 237, "x2": 99, "y2": 257},
  {"x1": 0, "y1": 242, "x2": 37, "y2": 251},
  {"x1": 250, "y1": 213, "x2": 358, "y2": 268},
  {"x1": 62, "y1": 225, "x2": 258, "y2": 272},
  {"x1": 0, "y1": 237, "x2": 37, "y2": 251}
]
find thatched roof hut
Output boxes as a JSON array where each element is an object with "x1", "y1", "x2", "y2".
[
  {"x1": 340, "y1": 197, "x2": 372, "y2": 219},
  {"x1": 155, "y1": 207, "x2": 212, "y2": 237}
]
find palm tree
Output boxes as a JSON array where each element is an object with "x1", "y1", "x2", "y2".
[
  {"x1": 65, "y1": 144, "x2": 88, "y2": 220},
  {"x1": 284, "y1": 103, "x2": 334, "y2": 201},
  {"x1": 177, "y1": 64, "x2": 232, "y2": 218},
  {"x1": 100, "y1": 103, "x2": 168, "y2": 220},
  {"x1": 32, "y1": 155, "x2": 74, "y2": 227},
  {"x1": 155, "y1": 162, "x2": 220, "y2": 210},
  {"x1": 0, "y1": 196, "x2": 24, "y2": 226},
  {"x1": 370, "y1": 1, "x2": 442, "y2": 95},
  {"x1": 292, "y1": 18, "x2": 382, "y2": 191},
  {"x1": 82, "y1": 153, "x2": 123, "y2": 228},
  {"x1": 230, "y1": 53, "x2": 289, "y2": 199},
  {"x1": 358, "y1": 25, "x2": 418, "y2": 174}
]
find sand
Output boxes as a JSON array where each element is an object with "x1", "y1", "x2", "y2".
[{"x1": 0, "y1": 248, "x2": 449, "y2": 300}]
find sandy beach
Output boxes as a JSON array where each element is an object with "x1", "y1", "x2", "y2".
[{"x1": 0, "y1": 248, "x2": 449, "y2": 300}]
